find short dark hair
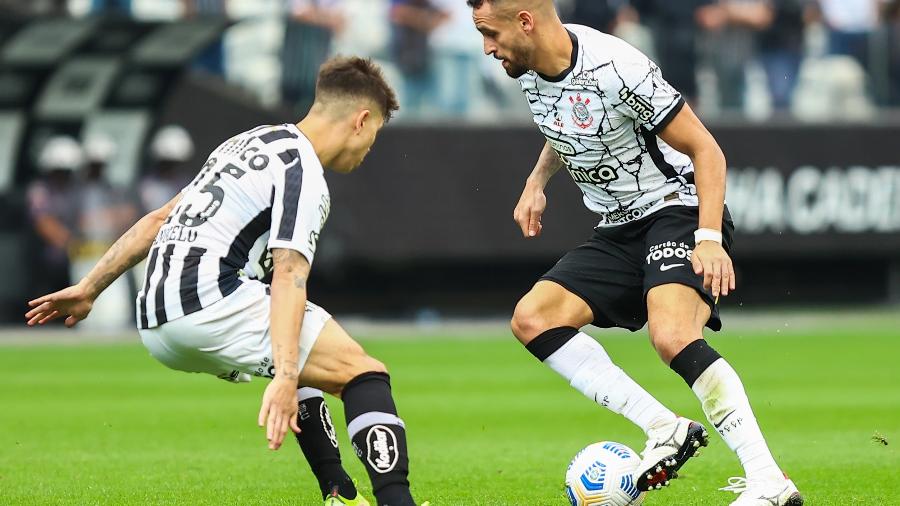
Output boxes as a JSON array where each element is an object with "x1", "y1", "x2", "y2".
[
  {"x1": 468, "y1": 0, "x2": 512, "y2": 8},
  {"x1": 468, "y1": 0, "x2": 551, "y2": 10},
  {"x1": 316, "y1": 56, "x2": 400, "y2": 122}
]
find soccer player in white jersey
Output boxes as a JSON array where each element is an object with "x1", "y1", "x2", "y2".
[
  {"x1": 468, "y1": 1, "x2": 802, "y2": 505},
  {"x1": 26, "y1": 57, "x2": 421, "y2": 506}
]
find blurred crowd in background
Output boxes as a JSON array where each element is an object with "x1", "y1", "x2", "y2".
[
  {"x1": 4, "y1": 0, "x2": 900, "y2": 327},
  {"x1": 21, "y1": 126, "x2": 194, "y2": 329},
  {"x1": 3, "y1": 0, "x2": 900, "y2": 122}
]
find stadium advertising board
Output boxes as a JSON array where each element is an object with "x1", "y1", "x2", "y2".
[
  {"x1": 727, "y1": 166, "x2": 900, "y2": 236},
  {"x1": 320, "y1": 124, "x2": 900, "y2": 261},
  {"x1": 158, "y1": 83, "x2": 900, "y2": 261}
]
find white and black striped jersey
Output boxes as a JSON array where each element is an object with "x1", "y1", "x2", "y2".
[
  {"x1": 136, "y1": 124, "x2": 330, "y2": 329},
  {"x1": 519, "y1": 24, "x2": 697, "y2": 226}
]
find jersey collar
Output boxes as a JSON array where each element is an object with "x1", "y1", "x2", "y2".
[
  {"x1": 536, "y1": 29, "x2": 579, "y2": 83},
  {"x1": 287, "y1": 123, "x2": 324, "y2": 172}
]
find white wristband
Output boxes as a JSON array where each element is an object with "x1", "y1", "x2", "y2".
[{"x1": 694, "y1": 228, "x2": 722, "y2": 245}]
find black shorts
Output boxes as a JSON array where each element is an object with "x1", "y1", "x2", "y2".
[{"x1": 541, "y1": 205, "x2": 734, "y2": 332}]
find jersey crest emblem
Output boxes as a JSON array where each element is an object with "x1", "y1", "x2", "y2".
[{"x1": 569, "y1": 93, "x2": 594, "y2": 129}]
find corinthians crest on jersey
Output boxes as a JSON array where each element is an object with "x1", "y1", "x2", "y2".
[
  {"x1": 519, "y1": 24, "x2": 700, "y2": 227},
  {"x1": 569, "y1": 93, "x2": 594, "y2": 129}
]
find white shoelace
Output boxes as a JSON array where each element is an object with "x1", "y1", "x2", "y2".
[{"x1": 719, "y1": 477, "x2": 749, "y2": 494}]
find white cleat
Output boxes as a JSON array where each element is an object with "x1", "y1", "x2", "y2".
[
  {"x1": 720, "y1": 476, "x2": 804, "y2": 505},
  {"x1": 634, "y1": 417, "x2": 709, "y2": 491}
]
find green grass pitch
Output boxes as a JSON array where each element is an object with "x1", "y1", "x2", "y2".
[{"x1": 1, "y1": 323, "x2": 897, "y2": 505}]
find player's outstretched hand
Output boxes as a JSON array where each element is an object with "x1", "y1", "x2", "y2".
[
  {"x1": 691, "y1": 241, "x2": 735, "y2": 298},
  {"x1": 258, "y1": 376, "x2": 301, "y2": 451},
  {"x1": 514, "y1": 182, "x2": 547, "y2": 238},
  {"x1": 25, "y1": 283, "x2": 95, "y2": 327}
]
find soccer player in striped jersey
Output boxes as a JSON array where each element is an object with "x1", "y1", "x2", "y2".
[
  {"x1": 468, "y1": 1, "x2": 802, "y2": 505},
  {"x1": 26, "y1": 57, "x2": 420, "y2": 506}
]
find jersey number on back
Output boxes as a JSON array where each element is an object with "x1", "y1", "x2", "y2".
[{"x1": 174, "y1": 148, "x2": 271, "y2": 227}]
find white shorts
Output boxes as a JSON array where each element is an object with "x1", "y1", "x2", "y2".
[{"x1": 138, "y1": 281, "x2": 331, "y2": 383}]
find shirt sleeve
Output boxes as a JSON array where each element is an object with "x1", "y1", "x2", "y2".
[
  {"x1": 608, "y1": 52, "x2": 685, "y2": 135},
  {"x1": 267, "y1": 151, "x2": 329, "y2": 266}
]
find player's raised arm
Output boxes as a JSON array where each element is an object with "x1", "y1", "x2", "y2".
[
  {"x1": 258, "y1": 248, "x2": 308, "y2": 450},
  {"x1": 25, "y1": 193, "x2": 180, "y2": 327},
  {"x1": 657, "y1": 103, "x2": 735, "y2": 298},
  {"x1": 514, "y1": 141, "x2": 564, "y2": 238}
]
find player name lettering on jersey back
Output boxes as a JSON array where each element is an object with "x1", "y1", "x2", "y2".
[{"x1": 154, "y1": 223, "x2": 198, "y2": 244}]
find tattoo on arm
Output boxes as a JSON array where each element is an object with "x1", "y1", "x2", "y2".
[
  {"x1": 272, "y1": 249, "x2": 308, "y2": 290},
  {"x1": 86, "y1": 223, "x2": 153, "y2": 297},
  {"x1": 92, "y1": 272, "x2": 119, "y2": 296},
  {"x1": 272, "y1": 249, "x2": 294, "y2": 268},
  {"x1": 272, "y1": 343, "x2": 299, "y2": 380},
  {"x1": 270, "y1": 248, "x2": 309, "y2": 381}
]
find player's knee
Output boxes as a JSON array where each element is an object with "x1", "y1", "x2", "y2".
[
  {"x1": 648, "y1": 320, "x2": 699, "y2": 364},
  {"x1": 346, "y1": 352, "x2": 387, "y2": 379},
  {"x1": 362, "y1": 356, "x2": 388, "y2": 376},
  {"x1": 511, "y1": 298, "x2": 552, "y2": 345},
  {"x1": 332, "y1": 353, "x2": 387, "y2": 397}
]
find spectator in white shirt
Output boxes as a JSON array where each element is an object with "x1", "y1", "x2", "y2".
[{"x1": 818, "y1": 0, "x2": 880, "y2": 68}]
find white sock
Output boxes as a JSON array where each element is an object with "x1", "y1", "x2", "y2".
[
  {"x1": 544, "y1": 332, "x2": 677, "y2": 435},
  {"x1": 692, "y1": 359, "x2": 783, "y2": 482}
]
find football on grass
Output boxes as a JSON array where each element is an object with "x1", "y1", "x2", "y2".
[{"x1": 565, "y1": 441, "x2": 646, "y2": 506}]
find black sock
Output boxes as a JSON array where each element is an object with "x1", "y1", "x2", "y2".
[
  {"x1": 669, "y1": 339, "x2": 723, "y2": 387},
  {"x1": 524, "y1": 326, "x2": 579, "y2": 361},
  {"x1": 343, "y1": 372, "x2": 414, "y2": 506},
  {"x1": 295, "y1": 388, "x2": 357, "y2": 500}
]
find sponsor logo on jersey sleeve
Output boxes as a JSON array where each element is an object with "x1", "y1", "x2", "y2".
[
  {"x1": 307, "y1": 192, "x2": 331, "y2": 253},
  {"x1": 619, "y1": 87, "x2": 656, "y2": 122}
]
